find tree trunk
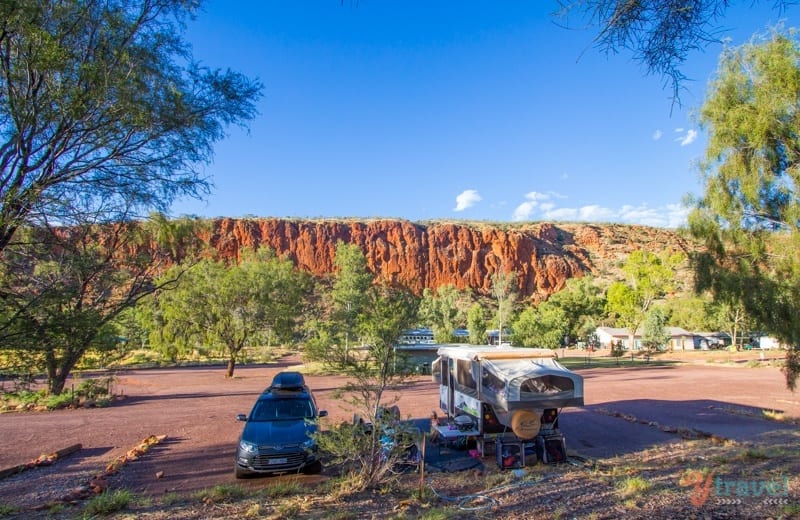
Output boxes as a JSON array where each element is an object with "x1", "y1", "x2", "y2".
[{"x1": 226, "y1": 355, "x2": 236, "y2": 378}]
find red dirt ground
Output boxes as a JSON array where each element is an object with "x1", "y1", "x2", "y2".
[{"x1": 0, "y1": 354, "x2": 797, "y2": 511}]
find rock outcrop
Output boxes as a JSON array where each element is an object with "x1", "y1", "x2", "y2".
[{"x1": 199, "y1": 218, "x2": 693, "y2": 301}]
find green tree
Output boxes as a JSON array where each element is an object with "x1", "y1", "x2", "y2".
[
  {"x1": 466, "y1": 302, "x2": 488, "y2": 345},
  {"x1": 512, "y1": 302, "x2": 569, "y2": 349},
  {"x1": 491, "y1": 268, "x2": 518, "y2": 345},
  {"x1": 688, "y1": 28, "x2": 800, "y2": 388},
  {"x1": 641, "y1": 307, "x2": 671, "y2": 352},
  {"x1": 0, "y1": 215, "x2": 202, "y2": 394},
  {"x1": 154, "y1": 248, "x2": 307, "y2": 377},
  {"x1": 318, "y1": 283, "x2": 419, "y2": 490},
  {"x1": 664, "y1": 295, "x2": 716, "y2": 332},
  {"x1": 309, "y1": 242, "x2": 374, "y2": 366},
  {"x1": 0, "y1": 0, "x2": 261, "y2": 253},
  {"x1": 711, "y1": 302, "x2": 754, "y2": 351},
  {"x1": 605, "y1": 250, "x2": 681, "y2": 350},
  {"x1": 417, "y1": 285, "x2": 469, "y2": 343},
  {"x1": 546, "y1": 276, "x2": 605, "y2": 345}
]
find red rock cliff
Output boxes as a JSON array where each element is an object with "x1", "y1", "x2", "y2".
[{"x1": 199, "y1": 218, "x2": 691, "y2": 301}]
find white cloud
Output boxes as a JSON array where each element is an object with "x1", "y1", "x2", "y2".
[
  {"x1": 513, "y1": 191, "x2": 561, "y2": 221},
  {"x1": 578, "y1": 205, "x2": 615, "y2": 221},
  {"x1": 542, "y1": 207, "x2": 578, "y2": 220},
  {"x1": 665, "y1": 203, "x2": 691, "y2": 228},
  {"x1": 512, "y1": 201, "x2": 537, "y2": 221},
  {"x1": 618, "y1": 204, "x2": 665, "y2": 226},
  {"x1": 522, "y1": 191, "x2": 550, "y2": 202},
  {"x1": 508, "y1": 193, "x2": 690, "y2": 228},
  {"x1": 679, "y1": 129, "x2": 698, "y2": 146},
  {"x1": 453, "y1": 189, "x2": 482, "y2": 212},
  {"x1": 652, "y1": 130, "x2": 663, "y2": 141}
]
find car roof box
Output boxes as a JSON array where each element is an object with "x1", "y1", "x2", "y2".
[{"x1": 269, "y1": 371, "x2": 306, "y2": 391}]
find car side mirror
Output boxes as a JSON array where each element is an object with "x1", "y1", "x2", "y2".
[
  {"x1": 236, "y1": 413, "x2": 247, "y2": 422},
  {"x1": 319, "y1": 410, "x2": 328, "y2": 417}
]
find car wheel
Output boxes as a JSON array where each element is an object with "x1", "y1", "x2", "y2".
[{"x1": 302, "y1": 460, "x2": 322, "y2": 475}]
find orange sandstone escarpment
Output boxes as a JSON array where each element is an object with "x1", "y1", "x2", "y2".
[{"x1": 200, "y1": 218, "x2": 692, "y2": 301}]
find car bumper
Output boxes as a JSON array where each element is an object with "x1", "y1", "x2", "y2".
[{"x1": 236, "y1": 449, "x2": 318, "y2": 475}]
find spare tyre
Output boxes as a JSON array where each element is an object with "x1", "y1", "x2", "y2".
[{"x1": 510, "y1": 410, "x2": 541, "y2": 439}]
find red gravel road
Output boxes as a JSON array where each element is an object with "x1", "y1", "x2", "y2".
[{"x1": 0, "y1": 356, "x2": 798, "y2": 511}]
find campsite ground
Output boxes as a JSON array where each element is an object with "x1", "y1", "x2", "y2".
[{"x1": 0, "y1": 350, "x2": 798, "y2": 518}]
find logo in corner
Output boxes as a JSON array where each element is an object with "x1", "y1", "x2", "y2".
[{"x1": 679, "y1": 469, "x2": 715, "y2": 507}]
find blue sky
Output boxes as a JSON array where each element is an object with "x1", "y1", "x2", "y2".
[{"x1": 170, "y1": 2, "x2": 795, "y2": 228}]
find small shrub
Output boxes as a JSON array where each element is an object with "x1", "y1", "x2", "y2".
[
  {"x1": 195, "y1": 484, "x2": 247, "y2": 504},
  {"x1": 739, "y1": 447, "x2": 770, "y2": 460},
  {"x1": 783, "y1": 503, "x2": 800, "y2": 516},
  {"x1": 160, "y1": 492, "x2": 182, "y2": 506},
  {"x1": 275, "y1": 500, "x2": 302, "y2": 518},
  {"x1": 616, "y1": 476, "x2": 652, "y2": 498},
  {"x1": 83, "y1": 489, "x2": 132, "y2": 516},
  {"x1": 0, "y1": 504, "x2": 19, "y2": 516},
  {"x1": 417, "y1": 509, "x2": 458, "y2": 520},
  {"x1": 44, "y1": 392, "x2": 75, "y2": 410},
  {"x1": 263, "y1": 481, "x2": 303, "y2": 499}
]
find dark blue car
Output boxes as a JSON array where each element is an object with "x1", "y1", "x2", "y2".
[{"x1": 234, "y1": 373, "x2": 327, "y2": 477}]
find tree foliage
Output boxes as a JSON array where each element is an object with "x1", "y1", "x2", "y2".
[
  {"x1": 417, "y1": 285, "x2": 470, "y2": 343},
  {"x1": 546, "y1": 275, "x2": 606, "y2": 344},
  {"x1": 305, "y1": 242, "x2": 373, "y2": 366},
  {"x1": 0, "y1": 215, "x2": 203, "y2": 393},
  {"x1": 324, "y1": 282, "x2": 419, "y2": 490},
  {"x1": 512, "y1": 302, "x2": 569, "y2": 349},
  {"x1": 688, "y1": 28, "x2": 800, "y2": 388},
  {"x1": 0, "y1": 0, "x2": 261, "y2": 252},
  {"x1": 641, "y1": 307, "x2": 671, "y2": 351},
  {"x1": 466, "y1": 302, "x2": 488, "y2": 344},
  {"x1": 605, "y1": 250, "x2": 681, "y2": 348},
  {"x1": 491, "y1": 268, "x2": 518, "y2": 344},
  {"x1": 554, "y1": 1, "x2": 793, "y2": 102},
  {"x1": 151, "y1": 248, "x2": 308, "y2": 377}
]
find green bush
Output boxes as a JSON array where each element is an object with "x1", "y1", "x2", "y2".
[
  {"x1": 44, "y1": 392, "x2": 75, "y2": 410},
  {"x1": 83, "y1": 489, "x2": 132, "y2": 516}
]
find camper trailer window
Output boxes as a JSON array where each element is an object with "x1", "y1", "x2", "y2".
[
  {"x1": 520, "y1": 375, "x2": 574, "y2": 397},
  {"x1": 456, "y1": 359, "x2": 477, "y2": 392},
  {"x1": 481, "y1": 366, "x2": 505, "y2": 395},
  {"x1": 432, "y1": 357, "x2": 443, "y2": 384}
]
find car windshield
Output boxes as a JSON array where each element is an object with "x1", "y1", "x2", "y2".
[{"x1": 251, "y1": 398, "x2": 314, "y2": 421}]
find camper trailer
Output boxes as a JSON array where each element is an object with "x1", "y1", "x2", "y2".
[{"x1": 431, "y1": 345, "x2": 584, "y2": 465}]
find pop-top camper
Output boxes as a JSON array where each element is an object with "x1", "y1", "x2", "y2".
[{"x1": 431, "y1": 345, "x2": 584, "y2": 465}]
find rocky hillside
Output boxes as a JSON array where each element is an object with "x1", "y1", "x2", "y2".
[{"x1": 197, "y1": 218, "x2": 695, "y2": 301}]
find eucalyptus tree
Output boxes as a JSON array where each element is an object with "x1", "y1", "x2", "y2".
[
  {"x1": 0, "y1": 0, "x2": 261, "y2": 252},
  {"x1": 154, "y1": 248, "x2": 308, "y2": 377},
  {"x1": 641, "y1": 307, "x2": 671, "y2": 352},
  {"x1": 318, "y1": 282, "x2": 419, "y2": 490},
  {"x1": 605, "y1": 250, "x2": 682, "y2": 349},
  {"x1": 322, "y1": 242, "x2": 374, "y2": 364},
  {"x1": 0, "y1": 214, "x2": 203, "y2": 394},
  {"x1": 491, "y1": 269, "x2": 518, "y2": 345},
  {"x1": 417, "y1": 284, "x2": 471, "y2": 343},
  {"x1": 466, "y1": 302, "x2": 488, "y2": 344},
  {"x1": 546, "y1": 275, "x2": 605, "y2": 344},
  {"x1": 688, "y1": 28, "x2": 800, "y2": 388},
  {"x1": 512, "y1": 302, "x2": 569, "y2": 349}
]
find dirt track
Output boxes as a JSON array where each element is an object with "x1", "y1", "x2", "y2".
[{"x1": 0, "y1": 356, "x2": 798, "y2": 511}]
